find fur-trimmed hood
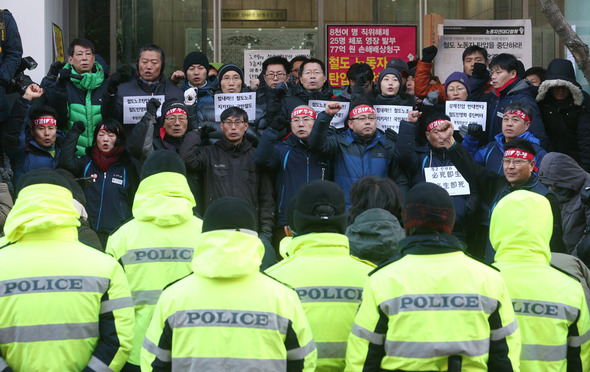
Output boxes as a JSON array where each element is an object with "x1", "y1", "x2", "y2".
[{"x1": 536, "y1": 58, "x2": 583, "y2": 106}]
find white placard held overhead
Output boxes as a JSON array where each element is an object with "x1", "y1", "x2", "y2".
[
  {"x1": 214, "y1": 92, "x2": 257, "y2": 122},
  {"x1": 308, "y1": 100, "x2": 350, "y2": 129},
  {"x1": 445, "y1": 101, "x2": 487, "y2": 131},
  {"x1": 374, "y1": 105, "x2": 413, "y2": 133},
  {"x1": 244, "y1": 49, "x2": 310, "y2": 86},
  {"x1": 433, "y1": 19, "x2": 532, "y2": 82},
  {"x1": 424, "y1": 166, "x2": 470, "y2": 196},
  {"x1": 122, "y1": 95, "x2": 165, "y2": 125}
]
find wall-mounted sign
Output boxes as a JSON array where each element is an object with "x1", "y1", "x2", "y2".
[{"x1": 222, "y1": 9, "x2": 287, "y2": 21}]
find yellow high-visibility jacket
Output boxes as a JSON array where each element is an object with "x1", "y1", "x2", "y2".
[
  {"x1": 106, "y1": 171, "x2": 202, "y2": 365},
  {"x1": 266, "y1": 232, "x2": 374, "y2": 371},
  {"x1": 0, "y1": 183, "x2": 134, "y2": 371},
  {"x1": 345, "y1": 233, "x2": 521, "y2": 372},
  {"x1": 491, "y1": 190, "x2": 590, "y2": 371},
  {"x1": 141, "y1": 230, "x2": 317, "y2": 371}
]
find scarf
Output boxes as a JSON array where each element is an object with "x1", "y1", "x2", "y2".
[{"x1": 91, "y1": 145, "x2": 124, "y2": 172}]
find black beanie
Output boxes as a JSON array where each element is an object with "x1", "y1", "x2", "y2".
[
  {"x1": 141, "y1": 150, "x2": 187, "y2": 180},
  {"x1": 183, "y1": 51, "x2": 210, "y2": 73},
  {"x1": 16, "y1": 168, "x2": 73, "y2": 196},
  {"x1": 402, "y1": 183, "x2": 455, "y2": 235},
  {"x1": 293, "y1": 180, "x2": 347, "y2": 236},
  {"x1": 160, "y1": 99, "x2": 188, "y2": 119},
  {"x1": 202, "y1": 197, "x2": 258, "y2": 233},
  {"x1": 218, "y1": 64, "x2": 244, "y2": 82},
  {"x1": 425, "y1": 112, "x2": 452, "y2": 128}
]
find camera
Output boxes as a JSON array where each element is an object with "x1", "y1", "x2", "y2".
[{"x1": 6, "y1": 56, "x2": 37, "y2": 96}]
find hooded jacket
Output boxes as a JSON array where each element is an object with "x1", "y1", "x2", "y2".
[
  {"x1": 345, "y1": 208, "x2": 405, "y2": 266},
  {"x1": 536, "y1": 58, "x2": 590, "y2": 171},
  {"x1": 0, "y1": 184, "x2": 134, "y2": 371},
  {"x1": 346, "y1": 232, "x2": 521, "y2": 371},
  {"x1": 266, "y1": 232, "x2": 374, "y2": 371},
  {"x1": 538, "y1": 152, "x2": 590, "y2": 253},
  {"x1": 462, "y1": 130, "x2": 546, "y2": 175},
  {"x1": 106, "y1": 171, "x2": 202, "y2": 365},
  {"x1": 180, "y1": 131, "x2": 275, "y2": 237},
  {"x1": 42, "y1": 61, "x2": 109, "y2": 156},
  {"x1": 142, "y1": 230, "x2": 317, "y2": 371},
  {"x1": 491, "y1": 190, "x2": 590, "y2": 371}
]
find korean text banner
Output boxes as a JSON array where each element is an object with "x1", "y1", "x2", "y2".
[{"x1": 326, "y1": 25, "x2": 417, "y2": 88}]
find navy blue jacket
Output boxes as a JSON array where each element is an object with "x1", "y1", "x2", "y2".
[
  {"x1": 0, "y1": 10, "x2": 23, "y2": 121},
  {"x1": 462, "y1": 130, "x2": 547, "y2": 175},
  {"x1": 309, "y1": 111, "x2": 407, "y2": 206},
  {"x1": 58, "y1": 127, "x2": 138, "y2": 235},
  {"x1": 396, "y1": 120, "x2": 477, "y2": 236},
  {"x1": 3, "y1": 98, "x2": 64, "y2": 184},
  {"x1": 255, "y1": 128, "x2": 330, "y2": 226}
]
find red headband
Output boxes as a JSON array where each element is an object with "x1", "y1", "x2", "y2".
[
  {"x1": 504, "y1": 149, "x2": 534, "y2": 161},
  {"x1": 349, "y1": 105, "x2": 375, "y2": 119},
  {"x1": 33, "y1": 117, "x2": 57, "y2": 126},
  {"x1": 504, "y1": 109, "x2": 530, "y2": 122},
  {"x1": 427, "y1": 119, "x2": 447, "y2": 132},
  {"x1": 291, "y1": 108, "x2": 317, "y2": 120},
  {"x1": 165, "y1": 107, "x2": 188, "y2": 118}
]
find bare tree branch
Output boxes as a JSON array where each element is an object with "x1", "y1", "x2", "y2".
[{"x1": 539, "y1": 0, "x2": 590, "y2": 83}]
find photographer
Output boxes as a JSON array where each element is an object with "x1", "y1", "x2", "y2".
[{"x1": 0, "y1": 9, "x2": 23, "y2": 123}]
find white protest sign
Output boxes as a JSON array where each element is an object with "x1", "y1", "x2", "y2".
[
  {"x1": 434, "y1": 19, "x2": 532, "y2": 82},
  {"x1": 123, "y1": 95, "x2": 165, "y2": 125},
  {"x1": 214, "y1": 92, "x2": 257, "y2": 122},
  {"x1": 445, "y1": 101, "x2": 487, "y2": 131},
  {"x1": 308, "y1": 100, "x2": 350, "y2": 129},
  {"x1": 244, "y1": 49, "x2": 310, "y2": 86},
  {"x1": 374, "y1": 105, "x2": 413, "y2": 133},
  {"x1": 424, "y1": 166, "x2": 470, "y2": 196}
]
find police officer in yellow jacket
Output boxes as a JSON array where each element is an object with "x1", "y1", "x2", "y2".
[
  {"x1": 141, "y1": 197, "x2": 316, "y2": 371},
  {"x1": 266, "y1": 180, "x2": 374, "y2": 371},
  {"x1": 0, "y1": 168, "x2": 134, "y2": 371},
  {"x1": 106, "y1": 150, "x2": 203, "y2": 371},
  {"x1": 490, "y1": 190, "x2": 590, "y2": 371},
  {"x1": 345, "y1": 182, "x2": 521, "y2": 372}
]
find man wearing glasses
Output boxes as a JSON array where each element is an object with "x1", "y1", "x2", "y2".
[
  {"x1": 283, "y1": 58, "x2": 341, "y2": 119},
  {"x1": 437, "y1": 121, "x2": 566, "y2": 261},
  {"x1": 255, "y1": 56, "x2": 291, "y2": 131},
  {"x1": 309, "y1": 102, "x2": 407, "y2": 207},
  {"x1": 180, "y1": 106, "x2": 275, "y2": 243}
]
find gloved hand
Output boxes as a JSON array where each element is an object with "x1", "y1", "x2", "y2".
[
  {"x1": 472, "y1": 63, "x2": 489, "y2": 79},
  {"x1": 107, "y1": 72, "x2": 122, "y2": 95},
  {"x1": 58, "y1": 68, "x2": 71, "y2": 87},
  {"x1": 146, "y1": 98, "x2": 161, "y2": 116},
  {"x1": 354, "y1": 70, "x2": 370, "y2": 89},
  {"x1": 270, "y1": 115, "x2": 290, "y2": 132},
  {"x1": 184, "y1": 87, "x2": 198, "y2": 106},
  {"x1": 274, "y1": 82, "x2": 288, "y2": 99},
  {"x1": 422, "y1": 45, "x2": 438, "y2": 63},
  {"x1": 47, "y1": 61, "x2": 65, "y2": 78},
  {"x1": 199, "y1": 124, "x2": 216, "y2": 136},
  {"x1": 72, "y1": 121, "x2": 86, "y2": 134},
  {"x1": 467, "y1": 123, "x2": 483, "y2": 137},
  {"x1": 385, "y1": 128, "x2": 398, "y2": 143}
]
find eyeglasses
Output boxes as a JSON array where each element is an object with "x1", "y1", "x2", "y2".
[
  {"x1": 291, "y1": 117, "x2": 314, "y2": 124},
  {"x1": 265, "y1": 72, "x2": 286, "y2": 79},
  {"x1": 164, "y1": 116, "x2": 188, "y2": 124},
  {"x1": 222, "y1": 120, "x2": 246, "y2": 128},
  {"x1": 291, "y1": 68, "x2": 300, "y2": 74},
  {"x1": 302, "y1": 70, "x2": 324, "y2": 77},
  {"x1": 502, "y1": 158, "x2": 530, "y2": 166},
  {"x1": 350, "y1": 115, "x2": 377, "y2": 122}
]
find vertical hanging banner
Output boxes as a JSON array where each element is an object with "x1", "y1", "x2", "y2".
[
  {"x1": 326, "y1": 25, "x2": 417, "y2": 88},
  {"x1": 433, "y1": 19, "x2": 532, "y2": 82}
]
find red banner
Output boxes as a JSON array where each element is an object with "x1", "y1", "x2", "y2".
[{"x1": 326, "y1": 25, "x2": 417, "y2": 88}]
